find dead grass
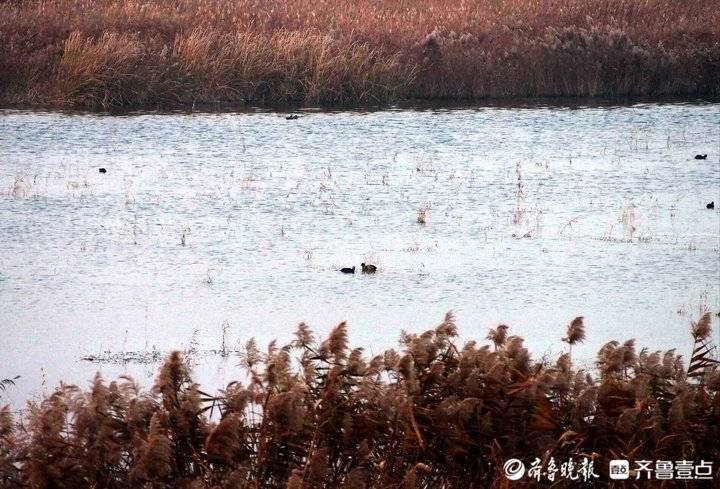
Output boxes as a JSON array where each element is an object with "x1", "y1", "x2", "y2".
[
  {"x1": 1, "y1": 0, "x2": 719, "y2": 108},
  {"x1": 1, "y1": 313, "x2": 719, "y2": 487}
]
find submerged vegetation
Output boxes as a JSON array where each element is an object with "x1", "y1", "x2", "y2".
[
  {"x1": 1, "y1": 313, "x2": 719, "y2": 487},
  {"x1": 0, "y1": 0, "x2": 719, "y2": 108}
]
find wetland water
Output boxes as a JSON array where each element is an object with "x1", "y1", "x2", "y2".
[{"x1": 1, "y1": 102, "x2": 719, "y2": 405}]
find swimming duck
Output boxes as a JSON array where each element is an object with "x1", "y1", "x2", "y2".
[
  {"x1": 695, "y1": 154, "x2": 707, "y2": 160},
  {"x1": 286, "y1": 114, "x2": 300, "y2": 120},
  {"x1": 708, "y1": 201, "x2": 715, "y2": 209},
  {"x1": 361, "y1": 263, "x2": 377, "y2": 274},
  {"x1": 340, "y1": 266, "x2": 355, "y2": 274},
  {"x1": 98, "y1": 168, "x2": 107, "y2": 173}
]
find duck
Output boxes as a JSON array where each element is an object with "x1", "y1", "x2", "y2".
[
  {"x1": 361, "y1": 263, "x2": 377, "y2": 274},
  {"x1": 340, "y1": 266, "x2": 355, "y2": 274},
  {"x1": 708, "y1": 201, "x2": 715, "y2": 209},
  {"x1": 694, "y1": 154, "x2": 708, "y2": 160},
  {"x1": 286, "y1": 114, "x2": 300, "y2": 120},
  {"x1": 98, "y1": 168, "x2": 107, "y2": 173}
]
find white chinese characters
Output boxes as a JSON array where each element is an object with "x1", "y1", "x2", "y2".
[{"x1": 504, "y1": 458, "x2": 715, "y2": 481}]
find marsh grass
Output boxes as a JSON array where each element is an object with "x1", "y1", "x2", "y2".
[
  {"x1": 4, "y1": 173, "x2": 34, "y2": 199},
  {"x1": 2, "y1": 313, "x2": 719, "y2": 487},
  {"x1": 512, "y1": 162, "x2": 526, "y2": 225},
  {"x1": 1, "y1": 0, "x2": 719, "y2": 108}
]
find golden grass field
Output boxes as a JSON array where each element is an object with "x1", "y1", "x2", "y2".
[
  {"x1": 1, "y1": 314, "x2": 719, "y2": 487},
  {"x1": 1, "y1": 0, "x2": 719, "y2": 108}
]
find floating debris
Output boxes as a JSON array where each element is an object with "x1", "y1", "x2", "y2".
[{"x1": 80, "y1": 347, "x2": 237, "y2": 364}]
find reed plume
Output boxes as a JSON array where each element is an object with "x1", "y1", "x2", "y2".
[
  {"x1": 1, "y1": 314, "x2": 718, "y2": 487},
  {"x1": 1, "y1": 0, "x2": 718, "y2": 108},
  {"x1": 563, "y1": 316, "x2": 586, "y2": 365}
]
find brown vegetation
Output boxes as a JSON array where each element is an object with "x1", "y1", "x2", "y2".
[
  {"x1": 1, "y1": 313, "x2": 719, "y2": 487},
  {"x1": 1, "y1": 0, "x2": 719, "y2": 109}
]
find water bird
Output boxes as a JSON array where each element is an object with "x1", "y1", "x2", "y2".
[
  {"x1": 98, "y1": 168, "x2": 107, "y2": 173},
  {"x1": 361, "y1": 263, "x2": 377, "y2": 273},
  {"x1": 340, "y1": 266, "x2": 355, "y2": 274},
  {"x1": 707, "y1": 201, "x2": 715, "y2": 209},
  {"x1": 286, "y1": 114, "x2": 300, "y2": 120},
  {"x1": 694, "y1": 154, "x2": 707, "y2": 160}
]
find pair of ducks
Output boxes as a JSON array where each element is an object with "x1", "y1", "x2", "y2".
[{"x1": 340, "y1": 263, "x2": 377, "y2": 274}]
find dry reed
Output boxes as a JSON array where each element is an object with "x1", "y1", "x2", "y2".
[
  {"x1": 1, "y1": 313, "x2": 718, "y2": 487},
  {"x1": 1, "y1": 0, "x2": 719, "y2": 108}
]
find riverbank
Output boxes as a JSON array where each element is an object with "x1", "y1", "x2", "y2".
[
  {"x1": 1, "y1": 0, "x2": 719, "y2": 109},
  {"x1": 1, "y1": 314, "x2": 718, "y2": 487}
]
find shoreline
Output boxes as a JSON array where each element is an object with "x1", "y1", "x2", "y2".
[{"x1": 2, "y1": 94, "x2": 719, "y2": 115}]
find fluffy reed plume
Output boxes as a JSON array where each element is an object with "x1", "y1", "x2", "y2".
[
  {"x1": 0, "y1": 0, "x2": 719, "y2": 108},
  {"x1": 691, "y1": 312, "x2": 712, "y2": 342},
  {"x1": 688, "y1": 312, "x2": 719, "y2": 382},
  {"x1": 1, "y1": 314, "x2": 719, "y2": 487},
  {"x1": 563, "y1": 316, "x2": 585, "y2": 364},
  {"x1": 563, "y1": 316, "x2": 586, "y2": 346},
  {"x1": 486, "y1": 324, "x2": 509, "y2": 350}
]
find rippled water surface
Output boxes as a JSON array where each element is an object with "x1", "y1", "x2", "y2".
[{"x1": 1, "y1": 102, "x2": 719, "y2": 404}]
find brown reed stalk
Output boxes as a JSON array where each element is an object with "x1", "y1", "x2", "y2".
[
  {"x1": 0, "y1": 313, "x2": 717, "y2": 487},
  {"x1": 0, "y1": 0, "x2": 718, "y2": 108}
]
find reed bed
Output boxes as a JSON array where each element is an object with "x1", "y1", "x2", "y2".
[
  {"x1": 0, "y1": 0, "x2": 719, "y2": 108},
  {"x1": 1, "y1": 313, "x2": 718, "y2": 487}
]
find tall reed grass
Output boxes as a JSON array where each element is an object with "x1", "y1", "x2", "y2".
[
  {"x1": 1, "y1": 313, "x2": 718, "y2": 487},
  {"x1": 1, "y1": 0, "x2": 719, "y2": 108}
]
